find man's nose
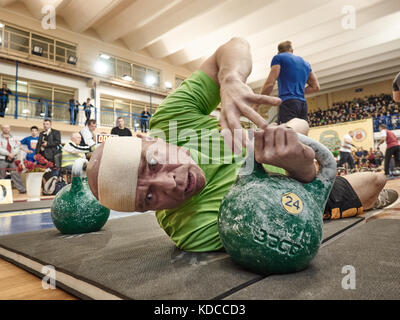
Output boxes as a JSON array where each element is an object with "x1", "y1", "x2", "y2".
[{"x1": 149, "y1": 172, "x2": 176, "y2": 189}]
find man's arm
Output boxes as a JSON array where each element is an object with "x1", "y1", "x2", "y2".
[
  {"x1": 199, "y1": 37, "x2": 281, "y2": 151},
  {"x1": 260, "y1": 65, "x2": 280, "y2": 96},
  {"x1": 377, "y1": 137, "x2": 385, "y2": 146},
  {"x1": 305, "y1": 71, "x2": 320, "y2": 94}
]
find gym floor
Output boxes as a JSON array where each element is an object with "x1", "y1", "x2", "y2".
[
  {"x1": 0, "y1": 198, "x2": 143, "y2": 300},
  {"x1": 1, "y1": 177, "x2": 400, "y2": 300}
]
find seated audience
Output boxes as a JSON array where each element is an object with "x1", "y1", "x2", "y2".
[
  {"x1": 309, "y1": 94, "x2": 397, "y2": 129},
  {"x1": 61, "y1": 133, "x2": 92, "y2": 170},
  {"x1": 36, "y1": 119, "x2": 61, "y2": 165},
  {"x1": 111, "y1": 117, "x2": 132, "y2": 136},
  {"x1": 0, "y1": 125, "x2": 26, "y2": 194},
  {"x1": 80, "y1": 119, "x2": 97, "y2": 147},
  {"x1": 20, "y1": 126, "x2": 39, "y2": 163}
]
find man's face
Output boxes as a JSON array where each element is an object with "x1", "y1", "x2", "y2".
[
  {"x1": 89, "y1": 123, "x2": 97, "y2": 132},
  {"x1": 2, "y1": 125, "x2": 10, "y2": 135},
  {"x1": 135, "y1": 136, "x2": 206, "y2": 211},
  {"x1": 349, "y1": 131, "x2": 354, "y2": 137},
  {"x1": 43, "y1": 121, "x2": 51, "y2": 131},
  {"x1": 72, "y1": 134, "x2": 81, "y2": 145},
  {"x1": 31, "y1": 129, "x2": 38, "y2": 137},
  {"x1": 118, "y1": 118, "x2": 124, "y2": 128}
]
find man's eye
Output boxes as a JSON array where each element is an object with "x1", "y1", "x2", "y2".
[{"x1": 146, "y1": 193, "x2": 153, "y2": 201}]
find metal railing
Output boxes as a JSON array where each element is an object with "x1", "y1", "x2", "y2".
[
  {"x1": 2, "y1": 94, "x2": 151, "y2": 131},
  {"x1": 1, "y1": 25, "x2": 77, "y2": 66}
]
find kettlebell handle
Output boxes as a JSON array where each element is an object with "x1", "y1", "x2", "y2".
[
  {"x1": 296, "y1": 133, "x2": 337, "y2": 183},
  {"x1": 72, "y1": 158, "x2": 89, "y2": 179}
]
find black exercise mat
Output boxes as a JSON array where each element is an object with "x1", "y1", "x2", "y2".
[
  {"x1": 0, "y1": 213, "x2": 258, "y2": 299},
  {"x1": 0, "y1": 214, "x2": 365, "y2": 300},
  {"x1": 225, "y1": 219, "x2": 400, "y2": 300}
]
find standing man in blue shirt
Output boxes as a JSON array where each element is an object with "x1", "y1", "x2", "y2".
[
  {"x1": 20, "y1": 126, "x2": 40, "y2": 163},
  {"x1": 257, "y1": 41, "x2": 320, "y2": 124}
]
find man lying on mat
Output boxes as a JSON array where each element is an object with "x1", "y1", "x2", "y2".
[{"x1": 87, "y1": 38, "x2": 397, "y2": 253}]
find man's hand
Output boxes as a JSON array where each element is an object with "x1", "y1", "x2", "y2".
[
  {"x1": 219, "y1": 75, "x2": 281, "y2": 153},
  {"x1": 253, "y1": 124, "x2": 316, "y2": 183},
  {"x1": 8, "y1": 153, "x2": 15, "y2": 159},
  {"x1": 42, "y1": 141, "x2": 48, "y2": 147}
]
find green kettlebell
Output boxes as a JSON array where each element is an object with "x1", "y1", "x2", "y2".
[
  {"x1": 218, "y1": 134, "x2": 337, "y2": 275},
  {"x1": 51, "y1": 158, "x2": 110, "y2": 234}
]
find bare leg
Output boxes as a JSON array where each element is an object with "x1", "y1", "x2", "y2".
[{"x1": 343, "y1": 172, "x2": 386, "y2": 210}]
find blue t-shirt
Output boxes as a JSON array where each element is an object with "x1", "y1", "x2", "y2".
[
  {"x1": 20, "y1": 136, "x2": 39, "y2": 162},
  {"x1": 271, "y1": 52, "x2": 312, "y2": 102}
]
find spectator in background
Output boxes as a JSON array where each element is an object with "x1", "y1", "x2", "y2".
[
  {"x1": 35, "y1": 99, "x2": 43, "y2": 117},
  {"x1": 111, "y1": 117, "x2": 132, "y2": 136},
  {"x1": 0, "y1": 84, "x2": 12, "y2": 118},
  {"x1": 393, "y1": 72, "x2": 400, "y2": 103},
  {"x1": 36, "y1": 119, "x2": 61, "y2": 164},
  {"x1": 338, "y1": 131, "x2": 355, "y2": 170},
  {"x1": 80, "y1": 119, "x2": 97, "y2": 148},
  {"x1": 375, "y1": 147, "x2": 384, "y2": 167},
  {"x1": 140, "y1": 107, "x2": 151, "y2": 133},
  {"x1": 0, "y1": 125, "x2": 26, "y2": 194},
  {"x1": 256, "y1": 41, "x2": 320, "y2": 124},
  {"x1": 69, "y1": 99, "x2": 80, "y2": 125},
  {"x1": 82, "y1": 98, "x2": 94, "y2": 125},
  {"x1": 367, "y1": 147, "x2": 376, "y2": 167},
  {"x1": 61, "y1": 133, "x2": 92, "y2": 171},
  {"x1": 377, "y1": 123, "x2": 400, "y2": 176},
  {"x1": 20, "y1": 126, "x2": 39, "y2": 163}
]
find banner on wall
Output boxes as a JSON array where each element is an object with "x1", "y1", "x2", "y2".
[{"x1": 309, "y1": 118, "x2": 374, "y2": 152}]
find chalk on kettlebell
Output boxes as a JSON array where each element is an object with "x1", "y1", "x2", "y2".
[
  {"x1": 218, "y1": 133, "x2": 337, "y2": 275},
  {"x1": 51, "y1": 158, "x2": 110, "y2": 234}
]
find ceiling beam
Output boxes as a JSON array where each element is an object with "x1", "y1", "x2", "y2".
[
  {"x1": 95, "y1": 0, "x2": 183, "y2": 43},
  {"x1": 122, "y1": 0, "x2": 229, "y2": 52},
  {"x1": 0, "y1": 0, "x2": 17, "y2": 7},
  {"x1": 21, "y1": 0, "x2": 65, "y2": 20},
  {"x1": 60, "y1": 0, "x2": 123, "y2": 33}
]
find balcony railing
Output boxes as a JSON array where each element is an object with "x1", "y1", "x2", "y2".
[{"x1": 3, "y1": 94, "x2": 150, "y2": 131}]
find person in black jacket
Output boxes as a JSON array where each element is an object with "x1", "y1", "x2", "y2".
[
  {"x1": 140, "y1": 107, "x2": 151, "y2": 133},
  {"x1": 69, "y1": 99, "x2": 80, "y2": 125},
  {"x1": 82, "y1": 98, "x2": 94, "y2": 125},
  {"x1": 111, "y1": 117, "x2": 132, "y2": 136},
  {"x1": 0, "y1": 84, "x2": 12, "y2": 118},
  {"x1": 36, "y1": 119, "x2": 61, "y2": 164}
]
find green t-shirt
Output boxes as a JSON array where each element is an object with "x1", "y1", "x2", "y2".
[{"x1": 150, "y1": 70, "x2": 284, "y2": 252}]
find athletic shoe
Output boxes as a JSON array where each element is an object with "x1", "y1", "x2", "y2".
[{"x1": 372, "y1": 189, "x2": 399, "y2": 210}]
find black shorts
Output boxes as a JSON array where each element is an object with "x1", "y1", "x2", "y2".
[
  {"x1": 324, "y1": 176, "x2": 363, "y2": 220},
  {"x1": 277, "y1": 99, "x2": 308, "y2": 124}
]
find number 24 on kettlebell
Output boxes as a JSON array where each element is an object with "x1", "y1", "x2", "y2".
[{"x1": 281, "y1": 192, "x2": 303, "y2": 214}]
